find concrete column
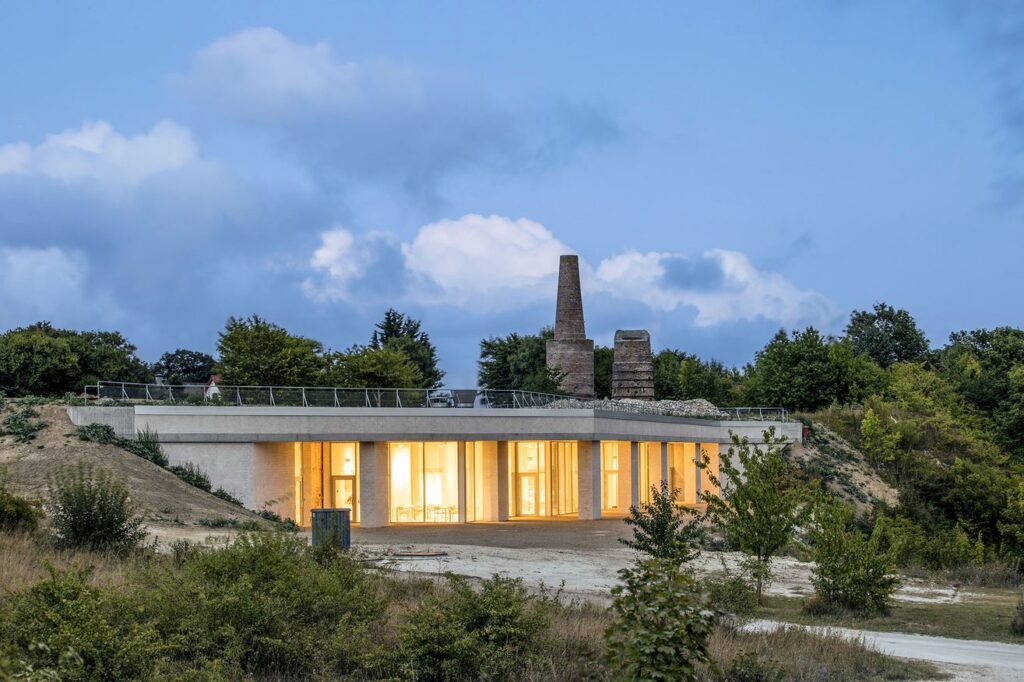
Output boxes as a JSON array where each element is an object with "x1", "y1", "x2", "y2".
[
  {"x1": 694, "y1": 441, "x2": 703, "y2": 499},
  {"x1": 629, "y1": 441, "x2": 640, "y2": 510},
  {"x1": 660, "y1": 441, "x2": 669, "y2": 488},
  {"x1": 480, "y1": 441, "x2": 499, "y2": 521},
  {"x1": 578, "y1": 440, "x2": 602, "y2": 520},
  {"x1": 497, "y1": 441, "x2": 510, "y2": 521},
  {"x1": 359, "y1": 441, "x2": 390, "y2": 528},
  {"x1": 457, "y1": 441, "x2": 467, "y2": 523}
]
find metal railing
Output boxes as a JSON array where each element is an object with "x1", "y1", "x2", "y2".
[{"x1": 84, "y1": 382, "x2": 788, "y2": 421}]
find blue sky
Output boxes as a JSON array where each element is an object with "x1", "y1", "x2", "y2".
[{"x1": 1, "y1": 2, "x2": 1022, "y2": 385}]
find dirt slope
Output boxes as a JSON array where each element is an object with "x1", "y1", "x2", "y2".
[
  {"x1": 0, "y1": 403, "x2": 259, "y2": 529},
  {"x1": 787, "y1": 422, "x2": 898, "y2": 514}
]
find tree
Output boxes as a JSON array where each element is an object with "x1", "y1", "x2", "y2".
[
  {"x1": 594, "y1": 346, "x2": 614, "y2": 398},
  {"x1": 653, "y1": 349, "x2": 683, "y2": 399},
  {"x1": 216, "y1": 315, "x2": 325, "y2": 386},
  {"x1": 620, "y1": 481, "x2": 704, "y2": 563},
  {"x1": 48, "y1": 464, "x2": 146, "y2": 553},
  {"x1": 605, "y1": 557, "x2": 715, "y2": 682},
  {"x1": 23, "y1": 322, "x2": 151, "y2": 387},
  {"x1": 0, "y1": 330, "x2": 78, "y2": 396},
  {"x1": 845, "y1": 302, "x2": 928, "y2": 368},
  {"x1": 324, "y1": 346, "x2": 423, "y2": 388},
  {"x1": 700, "y1": 428, "x2": 809, "y2": 602},
  {"x1": 152, "y1": 349, "x2": 216, "y2": 384},
  {"x1": 477, "y1": 329, "x2": 563, "y2": 393},
  {"x1": 859, "y1": 407, "x2": 902, "y2": 466},
  {"x1": 369, "y1": 309, "x2": 445, "y2": 388},
  {"x1": 744, "y1": 328, "x2": 837, "y2": 410},
  {"x1": 809, "y1": 500, "x2": 899, "y2": 615}
]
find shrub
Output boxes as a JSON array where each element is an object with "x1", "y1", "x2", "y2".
[
  {"x1": 724, "y1": 652, "x2": 785, "y2": 682},
  {"x1": 399, "y1": 573, "x2": 553, "y2": 680},
  {"x1": 48, "y1": 464, "x2": 146, "y2": 553},
  {"x1": 0, "y1": 480, "x2": 41, "y2": 532},
  {"x1": 76, "y1": 423, "x2": 117, "y2": 444},
  {"x1": 808, "y1": 501, "x2": 899, "y2": 615},
  {"x1": 118, "y1": 427, "x2": 168, "y2": 467},
  {"x1": 136, "y1": 532, "x2": 385, "y2": 677},
  {"x1": 621, "y1": 480, "x2": 704, "y2": 563},
  {"x1": 212, "y1": 487, "x2": 243, "y2": 506},
  {"x1": 2, "y1": 407, "x2": 47, "y2": 443},
  {"x1": 168, "y1": 461, "x2": 211, "y2": 491},
  {"x1": 1, "y1": 568, "x2": 160, "y2": 681},
  {"x1": 1013, "y1": 592, "x2": 1024, "y2": 637},
  {"x1": 705, "y1": 567, "x2": 758, "y2": 617},
  {"x1": 258, "y1": 508, "x2": 300, "y2": 532},
  {"x1": 605, "y1": 558, "x2": 715, "y2": 681}
]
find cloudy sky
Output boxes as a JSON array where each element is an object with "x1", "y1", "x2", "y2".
[{"x1": 1, "y1": 2, "x2": 1022, "y2": 384}]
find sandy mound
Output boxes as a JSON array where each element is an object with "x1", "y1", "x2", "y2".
[{"x1": 0, "y1": 403, "x2": 260, "y2": 529}]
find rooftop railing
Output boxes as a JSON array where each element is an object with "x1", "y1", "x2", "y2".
[{"x1": 85, "y1": 381, "x2": 788, "y2": 421}]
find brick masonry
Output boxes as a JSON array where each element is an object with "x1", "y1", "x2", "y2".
[
  {"x1": 612, "y1": 329, "x2": 655, "y2": 400},
  {"x1": 546, "y1": 255, "x2": 595, "y2": 397}
]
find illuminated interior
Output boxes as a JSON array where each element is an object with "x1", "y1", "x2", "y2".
[
  {"x1": 698, "y1": 443, "x2": 721, "y2": 499},
  {"x1": 637, "y1": 442, "x2": 662, "y2": 505},
  {"x1": 510, "y1": 441, "x2": 578, "y2": 517},
  {"x1": 601, "y1": 441, "x2": 621, "y2": 511},
  {"x1": 389, "y1": 441, "x2": 460, "y2": 522},
  {"x1": 465, "y1": 441, "x2": 485, "y2": 522},
  {"x1": 668, "y1": 442, "x2": 698, "y2": 504},
  {"x1": 292, "y1": 442, "x2": 361, "y2": 526}
]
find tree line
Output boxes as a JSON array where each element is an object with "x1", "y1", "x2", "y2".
[{"x1": 0, "y1": 309, "x2": 445, "y2": 395}]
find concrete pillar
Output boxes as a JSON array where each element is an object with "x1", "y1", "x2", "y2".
[
  {"x1": 629, "y1": 441, "x2": 640, "y2": 510},
  {"x1": 660, "y1": 441, "x2": 669, "y2": 488},
  {"x1": 480, "y1": 441, "x2": 499, "y2": 521},
  {"x1": 578, "y1": 440, "x2": 602, "y2": 520},
  {"x1": 359, "y1": 441, "x2": 390, "y2": 528},
  {"x1": 497, "y1": 441, "x2": 510, "y2": 521},
  {"x1": 457, "y1": 441, "x2": 467, "y2": 523},
  {"x1": 694, "y1": 441, "x2": 703, "y2": 499}
]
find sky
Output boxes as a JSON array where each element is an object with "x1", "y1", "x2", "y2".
[{"x1": 1, "y1": 1, "x2": 1022, "y2": 385}]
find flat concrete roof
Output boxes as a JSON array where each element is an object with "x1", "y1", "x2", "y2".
[{"x1": 130, "y1": 405, "x2": 801, "y2": 444}]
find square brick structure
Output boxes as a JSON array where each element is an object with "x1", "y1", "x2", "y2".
[{"x1": 611, "y1": 329, "x2": 655, "y2": 400}]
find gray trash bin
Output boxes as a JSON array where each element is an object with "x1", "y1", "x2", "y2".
[{"x1": 311, "y1": 508, "x2": 351, "y2": 549}]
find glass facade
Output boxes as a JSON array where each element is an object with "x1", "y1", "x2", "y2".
[
  {"x1": 389, "y1": 441, "x2": 460, "y2": 522},
  {"x1": 601, "y1": 441, "x2": 622, "y2": 512},
  {"x1": 668, "y1": 442, "x2": 698, "y2": 504},
  {"x1": 510, "y1": 441, "x2": 578, "y2": 517}
]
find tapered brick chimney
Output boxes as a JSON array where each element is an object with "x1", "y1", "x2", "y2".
[{"x1": 546, "y1": 255, "x2": 595, "y2": 397}]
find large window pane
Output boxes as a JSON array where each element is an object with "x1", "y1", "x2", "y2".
[{"x1": 389, "y1": 441, "x2": 459, "y2": 523}]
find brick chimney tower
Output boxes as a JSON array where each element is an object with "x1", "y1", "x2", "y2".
[
  {"x1": 546, "y1": 255, "x2": 595, "y2": 397},
  {"x1": 612, "y1": 329, "x2": 655, "y2": 400}
]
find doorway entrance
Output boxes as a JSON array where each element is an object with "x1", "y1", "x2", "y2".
[{"x1": 511, "y1": 441, "x2": 578, "y2": 517}]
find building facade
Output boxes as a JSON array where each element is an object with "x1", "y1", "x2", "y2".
[{"x1": 70, "y1": 404, "x2": 799, "y2": 528}]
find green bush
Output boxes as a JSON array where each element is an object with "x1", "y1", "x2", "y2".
[
  {"x1": 0, "y1": 481, "x2": 41, "y2": 532},
  {"x1": 2, "y1": 407, "x2": 47, "y2": 443},
  {"x1": 399, "y1": 573, "x2": 552, "y2": 680},
  {"x1": 0, "y1": 569, "x2": 160, "y2": 681},
  {"x1": 167, "y1": 462, "x2": 211, "y2": 491},
  {"x1": 48, "y1": 465, "x2": 146, "y2": 553},
  {"x1": 621, "y1": 480, "x2": 704, "y2": 562},
  {"x1": 118, "y1": 427, "x2": 168, "y2": 467},
  {"x1": 76, "y1": 423, "x2": 117, "y2": 444},
  {"x1": 137, "y1": 532, "x2": 385, "y2": 677},
  {"x1": 211, "y1": 487, "x2": 243, "y2": 506},
  {"x1": 705, "y1": 567, "x2": 758, "y2": 617},
  {"x1": 605, "y1": 557, "x2": 715, "y2": 681},
  {"x1": 808, "y1": 501, "x2": 899, "y2": 615}
]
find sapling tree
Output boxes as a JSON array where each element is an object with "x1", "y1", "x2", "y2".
[
  {"x1": 699, "y1": 427, "x2": 809, "y2": 603},
  {"x1": 620, "y1": 480, "x2": 704, "y2": 563}
]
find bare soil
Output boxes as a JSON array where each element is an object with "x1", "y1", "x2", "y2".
[{"x1": 0, "y1": 403, "x2": 261, "y2": 531}]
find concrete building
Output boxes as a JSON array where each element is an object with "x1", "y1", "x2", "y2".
[{"x1": 69, "y1": 403, "x2": 799, "y2": 528}]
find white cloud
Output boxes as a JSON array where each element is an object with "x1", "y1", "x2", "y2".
[
  {"x1": 594, "y1": 248, "x2": 837, "y2": 327},
  {"x1": 0, "y1": 245, "x2": 122, "y2": 326},
  {"x1": 0, "y1": 120, "x2": 198, "y2": 188},
  {"x1": 303, "y1": 214, "x2": 836, "y2": 328},
  {"x1": 402, "y1": 214, "x2": 572, "y2": 308}
]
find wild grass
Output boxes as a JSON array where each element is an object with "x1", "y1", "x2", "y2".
[{"x1": 759, "y1": 593, "x2": 1024, "y2": 644}]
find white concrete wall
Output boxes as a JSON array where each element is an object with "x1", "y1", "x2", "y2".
[
  {"x1": 67, "y1": 406, "x2": 135, "y2": 438},
  {"x1": 578, "y1": 440, "x2": 602, "y2": 520},
  {"x1": 253, "y1": 442, "x2": 295, "y2": 520},
  {"x1": 163, "y1": 442, "x2": 255, "y2": 507}
]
